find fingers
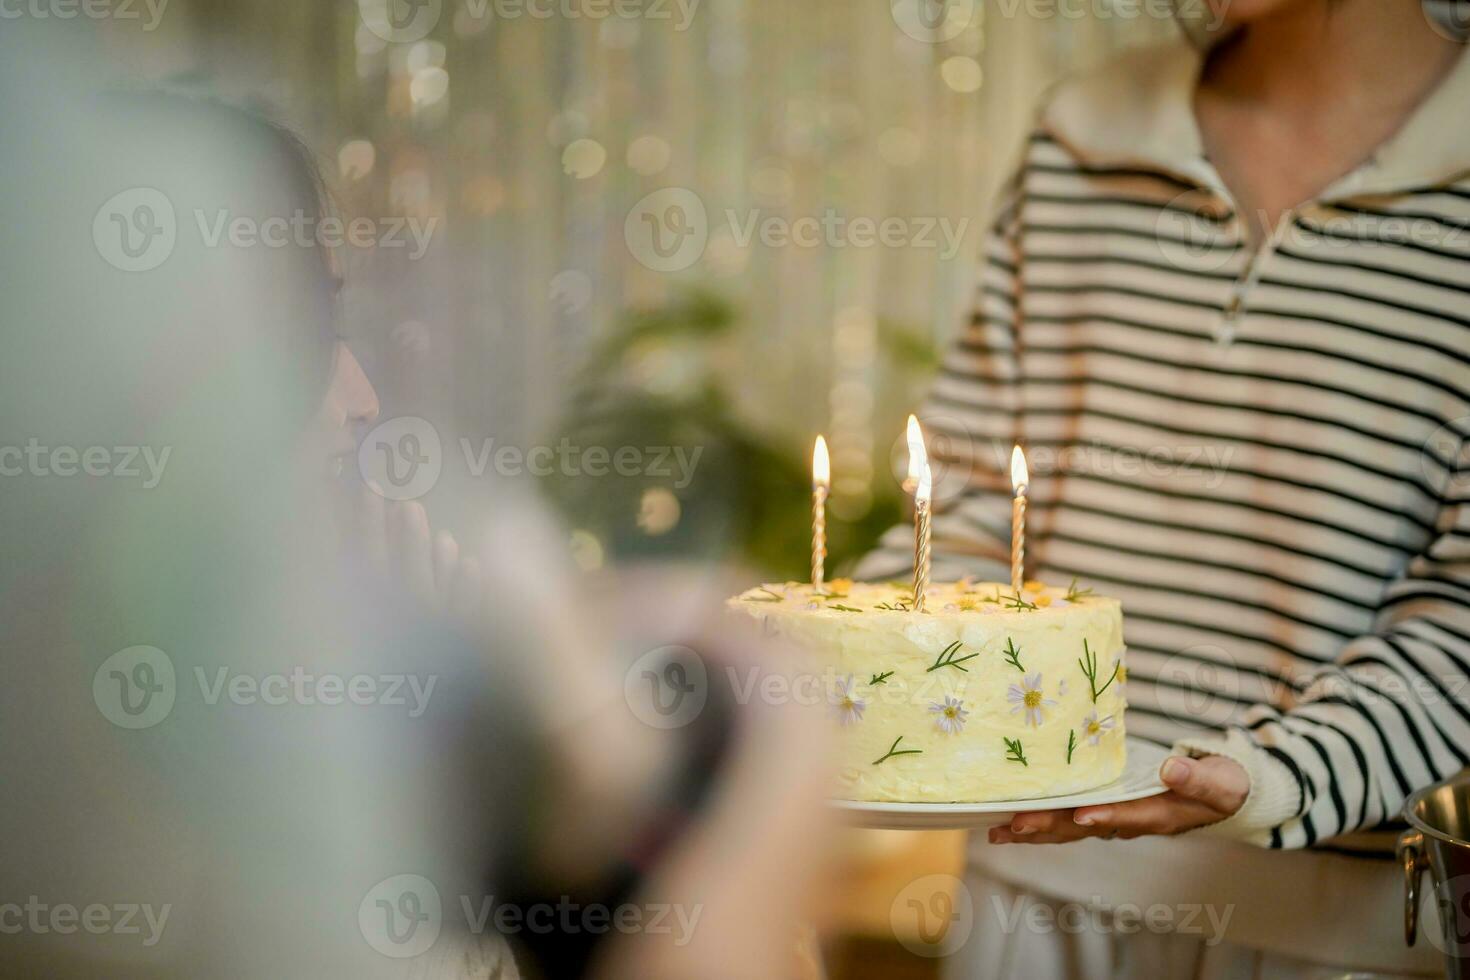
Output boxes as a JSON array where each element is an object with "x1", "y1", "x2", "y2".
[
  {"x1": 356, "y1": 481, "x2": 389, "y2": 576},
  {"x1": 451, "y1": 556, "x2": 483, "y2": 625},
  {"x1": 1003, "y1": 808, "x2": 1085, "y2": 839},
  {"x1": 991, "y1": 809, "x2": 1096, "y2": 845},
  {"x1": 990, "y1": 828, "x2": 1093, "y2": 844},
  {"x1": 991, "y1": 782, "x2": 1240, "y2": 845},
  {"x1": 356, "y1": 492, "x2": 471, "y2": 617},
  {"x1": 388, "y1": 499, "x2": 436, "y2": 607},
  {"x1": 433, "y1": 529, "x2": 459, "y2": 610},
  {"x1": 1072, "y1": 793, "x2": 1224, "y2": 837},
  {"x1": 1158, "y1": 755, "x2": 1249, "y2": 814}
]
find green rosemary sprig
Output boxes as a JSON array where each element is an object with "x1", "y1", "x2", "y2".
[
  {"x1": 873, "y1": 735, "x2": 923, "y2": 766},
  {"x1": 747, "y1": 587, "x2": 785, "y2": 603},
  {"x1": 999, "y1": 592, "x2": 1039, "y2": 612},
  {"x1": 1065, "y1": 577, "x2": 1094, "y2": 603},
  {"x1": 1003, "y1": 737, "x2": 1028, "y2": 766},
  {"x1": 926, "y1": 641, "x2": 979, "y2": 673},
  {"x1": 1066, "y1": 729, "x2": 1077, "y2": 765},
  {"x1": 1002, "y1": 637, "x2": 1024, "y2": 672},
  {"x1": 1078, "y1": 638, "x2": 1119, "y2": 703},
  {"x1": 873, "y1": 600, "x2": 911, "y2": 611},
  {"x1": 828, "y1": 603, "x2": 862, "y2": 613},
  {"x1": 869, "y1": 671, "x2": 894, "y2": 685}
]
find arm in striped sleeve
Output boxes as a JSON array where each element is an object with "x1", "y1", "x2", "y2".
[
  {"x1": 855, "y1": 188, "x2": 1025, "y2": 584},
  {"x1": 1177, "y1": 433, "x2": 1470, "y2": 848}
]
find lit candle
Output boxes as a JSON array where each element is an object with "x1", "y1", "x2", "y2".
[
  {"x1": 914, "y1": 458, "x2": 932, "y2": 614},
  {"x1": 906, "y1": 419, "x2": 931, "y2": 613},
  {"x1": 1010, "y1": 445, "x2": 1028, "y2": 595},
  {"x1": 812, "y1": 435, "x2": 830, "y2": 588},
  {"x1": 903, "y1": 414, "x2": 924, "y2": 496}
]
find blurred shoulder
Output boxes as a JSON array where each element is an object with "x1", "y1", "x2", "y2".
[{"x1": 1026, "y1": 40, "x2": 1208, "y2": 177}]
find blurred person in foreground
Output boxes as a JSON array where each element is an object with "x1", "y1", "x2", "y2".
[
  {"x1": 0, "y1": 29, "x2": 830, "y2": 979},
  {"x1": 858, "y1": 0, "x2": 1470, "y2": 976}
]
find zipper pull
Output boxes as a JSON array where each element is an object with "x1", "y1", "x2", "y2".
[
  {"x1": 1217, "y1": 287, "x2": 1240, "y2": 345},
  {"x1": 1216, "y1": 285, "x2": 1247, "y2": 346},
  {"x1": 1215, "y1": 211, "x2": 1291, "y2": 347}
]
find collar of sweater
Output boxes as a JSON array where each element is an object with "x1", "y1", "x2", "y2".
[{"x1": 1040, "y1": 39, "x2": 1470, "y2": 201}]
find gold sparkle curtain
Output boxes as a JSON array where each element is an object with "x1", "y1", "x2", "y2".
[{"x1": 102, "y1": 0, "x2": 1175, "y2": 523}]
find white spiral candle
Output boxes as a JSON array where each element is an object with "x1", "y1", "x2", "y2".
[
  {"x1": 812, "y1": 435, "x2": 829, "y2": 588},
  {"x1": 1010, "y1": 445, "x2": 1028, "y2": 595}
]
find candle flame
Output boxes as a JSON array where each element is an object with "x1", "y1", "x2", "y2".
[
  {"x1": 906, "y1": 414, "x2": 927, "y2": 485},
  {"x1": 812, "y1": 435, "x2": 830, "y2": 486},
  {"x1": 917, "y1": 459, "x2": 932, "y2": 504},
  {"x1": 1010, "y1": 444, "x2": 1028, "y2": 494}
]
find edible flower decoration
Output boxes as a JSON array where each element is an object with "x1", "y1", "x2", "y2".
[
  {"x1": 1082, "y1": 710, "x2": 1115, "y2": 745},
  {"x1": 1007, "y1": 673, "x2": 1057, "y2": 727},
  {"x1": 830, "y1": 675, "x2": 867, "y2": 726},
  {"x1": 929, "y1": 696, "x2": 969, "y2": 735}
]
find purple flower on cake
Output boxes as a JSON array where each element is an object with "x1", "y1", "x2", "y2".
[
  {"x1": 929, "y1": 696, "x2": 969, "y2": 735},
  {"x1": 1082, "y1": 710, "x2": 1115, "y2": 745},
  {"x1": 1007, "y1": 673, "x2": 1057, "y2": 727},
  {"x1": 1057, "y1": 678, "x2": 1069, "y2": 697},
  {"x1": 830, "y1": 675, "x2": 867, "y2": 726}
]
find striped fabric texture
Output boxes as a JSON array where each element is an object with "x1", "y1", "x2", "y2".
[{"x1": 858, "y1": 43, "x2": 1470, "y2": 850}]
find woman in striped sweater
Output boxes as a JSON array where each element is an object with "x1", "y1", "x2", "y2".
[{"x1": 859, "y1": 1, "x2": 1469, "y2": 975}]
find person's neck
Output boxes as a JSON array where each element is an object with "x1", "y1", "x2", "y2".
[{"x1": 1202, "y1": 0, "x2": 1463, "y2": 119}]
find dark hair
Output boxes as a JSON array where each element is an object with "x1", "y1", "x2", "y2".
[{"x1": 97, "y1": 90, "x2": 343, "y2": 403}]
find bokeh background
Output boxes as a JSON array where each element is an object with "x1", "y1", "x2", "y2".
[
  {"x1": 86, "y1": 3, "x2": 1183, "y2": 974},
  {"x1": 95, "y1": 0, "x2": 1176, "y2": 581}
]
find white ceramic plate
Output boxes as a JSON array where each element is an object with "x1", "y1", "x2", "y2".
[{"x1": 830, "y1": 737, "x2": 1170, "y2": 830}]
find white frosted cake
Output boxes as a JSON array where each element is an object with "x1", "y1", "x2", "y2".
[{"x1": 730, "y1": 579, "x2": 1127, "y2": 803}]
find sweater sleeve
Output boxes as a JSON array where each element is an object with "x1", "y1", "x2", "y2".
[
  {"x1": 1177, "y1": 431, "x2": 1470, "y2": 848},
  {"x1": 854, "y1": 186, "x2": 1025, "y2": 585}
]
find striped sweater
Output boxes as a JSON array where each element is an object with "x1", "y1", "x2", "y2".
[{"x1": 859, "y1": 42, "x2": 1470, "y2": 850}]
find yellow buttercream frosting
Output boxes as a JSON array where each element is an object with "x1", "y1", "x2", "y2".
[{"x1": 730, "y1": 580, "x2": 1128, "y2": 802}]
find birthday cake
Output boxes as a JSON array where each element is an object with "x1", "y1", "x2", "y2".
[{"x1": 730, "y1": 579, "x2": 1127, "y2": 803}]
